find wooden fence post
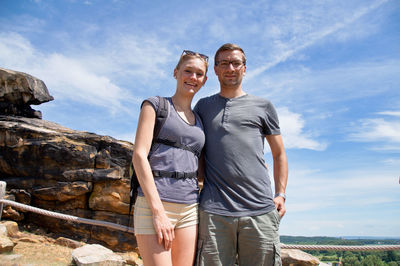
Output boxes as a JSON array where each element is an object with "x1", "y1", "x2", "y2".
[{"x1": 0, "y1": 181, "x2": 5, "y2": 221}]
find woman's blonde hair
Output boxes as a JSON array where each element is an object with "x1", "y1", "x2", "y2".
[{"x1": 175, "y1": 52, "x2": 209, "y2": 74}]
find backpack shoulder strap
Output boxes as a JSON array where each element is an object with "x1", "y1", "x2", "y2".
[
  {"x1": 153, "y1": 96, "x2": 169, "y2": 139},
  {"x1": 151, "y1": 97, "x2": 201, "y2": 157},
  {"x1": 153, "y1": 138, "x2": 201, "y2": 157}
]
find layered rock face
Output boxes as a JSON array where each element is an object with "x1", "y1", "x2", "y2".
[{"x1": 0, "y1": 68, "x2": 135, "y2": 251}]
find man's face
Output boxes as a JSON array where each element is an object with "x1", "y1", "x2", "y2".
[{"x1": 214, "y1": 50, "x2": 246, "y2": 89}]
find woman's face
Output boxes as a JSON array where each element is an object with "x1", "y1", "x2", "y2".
[{"x1": 174, "y1": 57, "x2": 207, "y2": 96}]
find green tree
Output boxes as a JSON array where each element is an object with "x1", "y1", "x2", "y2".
[
  {"x1": 342, "y1": 255, "x2": 361, "y2": 266},
  {"x1": 361, "y1": 255, "x2": 384, "y2": 266},
  {"x1": 325, "y1": 250, "x2": 337, "y2": 257},
  {"x1": 321, "y1": 255, "x2": 337, "y2": 261},
  {"x1": 387, "y1": 251, "x2": 400, "y2": 262},
  {"x1": 343, "y1": 251, "x2": 354, "y2": 258}
]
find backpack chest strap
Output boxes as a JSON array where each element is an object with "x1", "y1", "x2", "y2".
[
  {"x1": 152, "y1": 170, "x2": 197, "y2": 179},
  {"x1": 152, "y1": 138, "x2": 201, "y2": 158}
]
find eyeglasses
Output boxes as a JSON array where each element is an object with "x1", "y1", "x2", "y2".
[
  {"x1": 182, "y1": 50, "x2": 209, "y2": 63},
  {"x1": 215, "y1": 60, "x2": 245, "y2": 69}
]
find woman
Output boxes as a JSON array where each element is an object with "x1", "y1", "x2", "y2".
[{"x1": 132, "y1": 50, "x2": 208, "y2": 266}]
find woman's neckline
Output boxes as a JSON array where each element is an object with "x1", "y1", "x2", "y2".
[{"x1": 169, "y1": 97, "x2": 197, "y2": 126}]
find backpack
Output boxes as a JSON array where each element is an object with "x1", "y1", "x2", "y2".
[{"x1": 127, "y1": 96, "x2": 201, "y2": 228}]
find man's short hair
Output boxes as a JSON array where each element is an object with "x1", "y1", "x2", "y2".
[{"x1": 214, "y1": 43, "x2": 246, "y2": 66}]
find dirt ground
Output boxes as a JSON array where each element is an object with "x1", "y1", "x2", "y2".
[
  {"x1": 1, "y1": 239, "x2": 75, "y2": 266},
  {"x1": 0, "y1": 224, "x2": 142, "y2": 266}
]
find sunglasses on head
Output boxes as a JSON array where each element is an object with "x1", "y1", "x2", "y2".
[{"x1": 182, "y1": 50, "x2": 209, "y2": 62}]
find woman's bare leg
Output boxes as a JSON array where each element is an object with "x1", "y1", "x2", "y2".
[
  {"x1": 136, "y1": 234, "x2": 172, "y2": 266},
  {"x1": 171, "y1": 225, "x2": 198, "y2": 266}
]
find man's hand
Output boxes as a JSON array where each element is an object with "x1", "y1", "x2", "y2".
[
  {"x1": 273, "y1": 196, "x2": 286, "y2": 218},
  {"x1": 266, "y1": 134, "x2": 288, "y2": 219}
]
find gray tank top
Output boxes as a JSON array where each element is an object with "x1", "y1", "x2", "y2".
[{"x1": 137, "y1": 96, "x2": 205, "y2": 204}]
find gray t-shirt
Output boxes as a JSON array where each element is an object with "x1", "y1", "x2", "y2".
[
  {"x1": 137, "y1": 97, "x2": 205, "y2": 204},
  {"x1": 194, "y1": 93, "x2": 281, "y2": 216}
]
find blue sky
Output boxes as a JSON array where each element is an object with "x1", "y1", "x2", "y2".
[{"x1": 1, "y1": 0, "x2": 399, "y2": 238}]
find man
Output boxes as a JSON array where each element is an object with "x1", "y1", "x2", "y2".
[{"x1": 194, "y1": 43, "x2": 288, "y2": 266}]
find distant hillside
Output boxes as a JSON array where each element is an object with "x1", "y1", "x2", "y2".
[{"x1": 281, "y1": 235, "x2": 400, "y2": 245}]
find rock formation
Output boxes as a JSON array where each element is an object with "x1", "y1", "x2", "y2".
[
  {"x1": 72, "y1": 244, "x2": 125, "y2": 265},
  {"x1": 0, "y1": 68, "x2": 54, "y2": 118},
  {"x1": 0, "y1": 223, "x2": 16, "y2": 253},
  {"x1": 282, "y1": 249, "x2": 322, "y2": 265},
  {"x1": 0, "y1": 68, "x2": 135, "y2": 251},
  {"x1": 0, "y1": 115, "x2": 135, "y2": 250}
]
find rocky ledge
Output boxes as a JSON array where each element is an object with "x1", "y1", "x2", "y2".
[
  {"x1": 0, "y1": 114, "x2": 135, "y2": 251},
  {"x1": 0, "y1": 68, "x2": 54, "y2": 119},
  {"x1": 1, "y1": 67, "x2": 135, "y2": 251}
]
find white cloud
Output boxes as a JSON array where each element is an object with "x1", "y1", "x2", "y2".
[
  {"x1": 349, "y1": 113, "x2": 400, "y2": 144},
  {"x1": 370, "y1": 145, "x2": 400, "y2": 152},
  {"x1": 252, "y1": 59, "x2": 400, "y2": 110},
  {"x1": 282, "y1": 190, "x2": 400, "y2": 235},
  {"x1": 0, "y1": 32, "x2": 157, "y2": 115},
  {"x1": 93, "y1": 34, "x2": 173, "y2": 82},
  {"x1": 378, "y1": 111, "x2": 400, "y2": 117},
  {"x1": 246, "y1": 0, "x2": 389, "y2": 80},
  {"x1": 37, "y1": 53, "x2": 138, "y2": 114},
  {"x1": 277, "y1": 107, "x2": 327, "y2": 151},
  {"x1": 351, "y1": 111, "x2": 400, "y2": 146},
  {"x1": 285, "y1": 168, "x2": 399, "y2": 217},
  {"x1": 0, "y1": 32, "x2": 37, "y2": 67},
  {"x1": 382, "y1": 158, "x2": 400, "y2": 165}
]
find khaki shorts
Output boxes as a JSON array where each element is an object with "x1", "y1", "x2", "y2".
[{"x1": 134, "y1": 196, "x2": 198, "y2": 235}]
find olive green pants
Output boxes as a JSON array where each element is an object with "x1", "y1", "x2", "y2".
[{"x1": 196, "y1": 209, "x2": 282, "y2": 266}]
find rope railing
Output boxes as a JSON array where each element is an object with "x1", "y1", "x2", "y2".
[
  {"x1": 0, "y1": 198, "x2": 134, "y2": 233},
  {"x1": 2, "y1": 198, "x2": 400, "y2": 251},
  {"x1": 1, "y1": 181, "x2": 400, "y2": 252}
]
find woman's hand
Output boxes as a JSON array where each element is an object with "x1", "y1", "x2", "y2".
[{"x1": 153, "y1": 212, "x2": 175, "y2": 250}]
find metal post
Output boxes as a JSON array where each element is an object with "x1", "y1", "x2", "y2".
[{"x1": 0, "y1": 181, "x2": 6, "y2": 221}]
